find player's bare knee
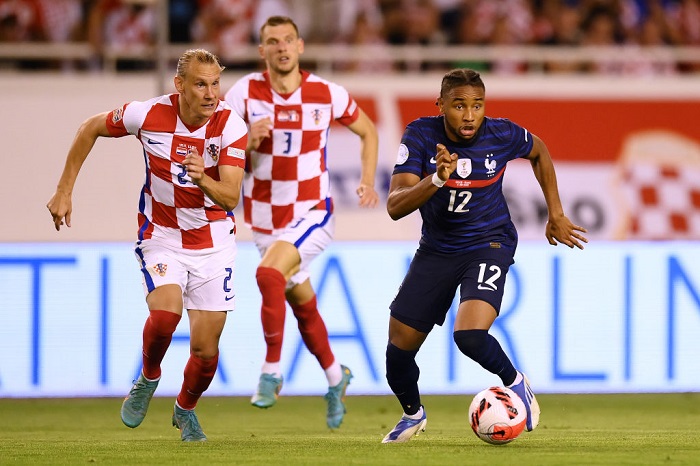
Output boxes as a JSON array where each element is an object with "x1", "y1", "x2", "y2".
[{"x1": 189, "y1": 345, "x2": 219, "y2": 360}]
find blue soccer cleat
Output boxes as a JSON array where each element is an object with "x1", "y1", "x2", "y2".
[
  {"x1": 509, "y1": 371, "x2": 540, "y2": 431},
  {"x1": 382, "y1": 408, "x2": 427, "y2": 443},
  {"x1": 172, "y1": 404, "x2": 207, "y2": 442},
  {"x1": 324, "y1": 365, "x2": 353, "y2": 429},
  {"x1": 120, "y1": 373, "x2": 159, "y2": 428},
  {"x1": 251, "y1": 373, "x2": 283, "y2": 408}
]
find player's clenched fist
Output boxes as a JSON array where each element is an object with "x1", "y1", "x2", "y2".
[
  {"x1": 435, "y1": 143, "x2": 457, "y2": 182},
  {"x1": 184, "y1": 148, "x2": 204, "y2": 182},
  {"x1": 247, "y1": 117, "x2": 273, "y2": 151}
]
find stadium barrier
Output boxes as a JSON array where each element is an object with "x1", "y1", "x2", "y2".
[{"x1": 0, "y1": 241, "x2": 698, "y2": 397}]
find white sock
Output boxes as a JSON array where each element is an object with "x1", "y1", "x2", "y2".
[
  {"x1": 141, "y1": 372, "x2": 160, "y2": 383},
  {"x1": 508, "y1": 371, "x2": 523, "y2": 387},
  {"x1": 405, "y1": 406, "x2": 424, "y2": 420},
  {"x1": 261, "y1": 361, "x2": 282, "y2": 378},
  {"x1": 174, "y1": 400, "x2": 191, "y2": 411},
  {"x1": 325, "y1": 360, "x2": 343, "y2": 387}
]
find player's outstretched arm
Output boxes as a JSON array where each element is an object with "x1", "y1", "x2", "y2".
[
  {"x1": 47, "y1": 111, "x2": 111, "y2": 231},
  {"x1": 526, "y1": 135, "x2": 588, "y2": 249},
  {"x1": 387, "y1": 143, "x2": 456, "y2": 220},
  {"x1": 348, "y1": 109, "x2": 379, "y2": 208}
]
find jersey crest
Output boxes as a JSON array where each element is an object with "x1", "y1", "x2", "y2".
[
  {"x1": 152, "y1": 263, "x2": 167, "y2": 277},
  {"x1": 485, "y1": 154, "x2": 497, "y2": 176},
  {"x1": 457, "y1": 158, "x2": 472, "y2": 178},
  {"x1": 207, "y1": 143, "x2": 220, "y2": 162}
]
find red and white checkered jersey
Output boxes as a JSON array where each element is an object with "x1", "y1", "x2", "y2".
[
  {"x1": 224, "y1": 70, "x2": 360, "y2": 234},
  {"x1": 106, "y1": 94, "x2": 248, "y2": 250}
]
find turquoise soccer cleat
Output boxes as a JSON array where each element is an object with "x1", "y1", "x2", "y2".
[
  {"x1": 172, "y1": 404, "x2": 207, "y2": 442},
  {"x1": 251, "y1": 373, "x2": 284, "y2": 408},
  {"x1": 120, "y1": 373, "x2": 159, "y2": 428},
  {"x1": 324, "y1": 365, "x2": 353, "y2": 429}
]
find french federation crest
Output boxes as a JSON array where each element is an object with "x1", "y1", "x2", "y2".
[
  {"x1": 457, "y1": 158, "x2": 472, "y2": 178},
  {"x1": 207, "y1": 143, "x2": 220, "y2": 162},
  {"x1": 485, "y1": 153, "x2": 497, "y2": 176}
]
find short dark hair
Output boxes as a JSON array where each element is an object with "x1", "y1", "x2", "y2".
[
  {"x1": 440, "y1": 69, "x2": 485, "y2": 98},
  {"x1": 260, "y1": 16, "x2": 300, "y2": 42}
]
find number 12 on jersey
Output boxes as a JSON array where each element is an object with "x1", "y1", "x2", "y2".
[{"x1": 447, "y1": 189, "x2": 472, "y2": 212}]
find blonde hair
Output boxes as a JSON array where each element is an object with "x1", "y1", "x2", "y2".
[{"x1": 176, "y1": 49, "x2": 225, "y2": 78}]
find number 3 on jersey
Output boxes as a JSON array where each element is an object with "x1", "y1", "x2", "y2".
[
  {"x1": 283, "y1": 131, "x2": 292, "y2": 154},
  {"x1": 447, "y1": 189, "x2": 472, "y2": 212}
]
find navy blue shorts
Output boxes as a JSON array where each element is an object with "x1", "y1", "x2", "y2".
[{"x1": 390, "y1": 245, "x2": 515, "y2": 333}]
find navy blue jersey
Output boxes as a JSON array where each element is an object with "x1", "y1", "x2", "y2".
[{"x1": 393, "y1": 116, "x2": 533, "y2": 253}]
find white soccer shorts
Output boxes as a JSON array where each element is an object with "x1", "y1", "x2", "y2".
[
  {"x1": 252, "y1": 209, "x2": 335, "y2": 289},
  {"x1": 134, "y1": 234, "x2": 238, "y2": 311}
]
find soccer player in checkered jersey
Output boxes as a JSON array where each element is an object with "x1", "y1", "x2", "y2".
[
  {"x1": 381, "y1": 69, "x2": 588, "y2": 443},
  {"x1": 224, "y1": 16, "x2": 379, "y2": 428},
  {"x1": 46, "y1": 49, "x2": 248, "y2": 442}
]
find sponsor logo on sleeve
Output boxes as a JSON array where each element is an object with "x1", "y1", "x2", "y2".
[
  {"x1": 227, "y1": 147, "x2": 246, "y2": 159},
  {"x1": 111, "y1": 107, "x2": 123, "y2": 124},
  {"x1": 396, "y1": 144, "x2": 409, "y2": 165}
]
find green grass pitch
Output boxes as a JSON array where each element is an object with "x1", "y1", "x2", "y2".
[{"x1": 1, "y1": 393, "x2": 699, "y2": 465}]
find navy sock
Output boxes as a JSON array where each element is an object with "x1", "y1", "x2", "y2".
[
  {"x1": 453, "y1": 329, "x2": 517, "y2": 386},
  {"x1": 385, "y1": 342, "x2": 421, "y2": 415}
]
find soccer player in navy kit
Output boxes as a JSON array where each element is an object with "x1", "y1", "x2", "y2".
[{"x1": 381, "y1": 69, "x2": 588, "y2": 443}]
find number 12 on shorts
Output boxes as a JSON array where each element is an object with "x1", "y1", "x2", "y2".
[{"x1": 477, "y1": 263, "x2": 501, "y2": 291}]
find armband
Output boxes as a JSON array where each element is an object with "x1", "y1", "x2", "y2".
[{"x1": 431, "y1": 172, "x2": 446, "y2": 188}]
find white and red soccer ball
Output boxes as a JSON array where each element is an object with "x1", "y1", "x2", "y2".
[{"x1": 468, "y1": 386, "x2": 527, "y2": 445}]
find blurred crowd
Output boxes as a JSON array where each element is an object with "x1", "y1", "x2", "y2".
[{"x1": 1, "y1": 0, "x2": 699, "y2": 74}]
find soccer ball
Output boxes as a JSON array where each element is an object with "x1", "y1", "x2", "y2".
[{"x1": 468, "y1": 386, "x2": 527, "y2": 445}]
